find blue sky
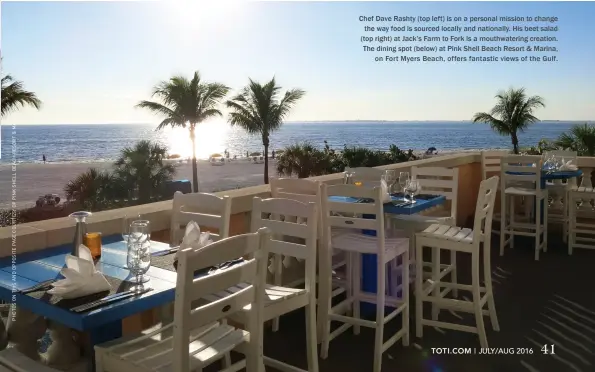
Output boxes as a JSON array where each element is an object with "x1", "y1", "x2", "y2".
[{"x1": 1, "y1": 1, "x2": 594, "y2": 125}]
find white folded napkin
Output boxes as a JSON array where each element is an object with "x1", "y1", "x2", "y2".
[
  {"x1": 560, "y1": 160, "x2": 578, "y2": 171},
  {"x1": 176, "y1": 221, "x2": 213, "y2": 259},
  {"x1": 380, "y1": 178, "x2": 391, "y2": 203},
  {"x1": 47, "y1": 245, "x2": 111, "y2": 299}
]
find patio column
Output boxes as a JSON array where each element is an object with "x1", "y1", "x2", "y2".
[{"x1": 5, "y1": 305, "x2": 46, "y2": 361}]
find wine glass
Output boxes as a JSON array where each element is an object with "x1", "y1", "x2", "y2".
[
  {"x1": 121, "y1": 214, "x2": 141, "y2": 242},
  {"x1": 405, "y1": 179, "x2": 420, "y2": 204},
  {"x1": 398, "y1": 172, "x2": 410, "y2": 200},
  {"x1": 384, "y1": 170, "x2": 396, "y2": 193},
  {"x1": 343, "y1": 170, "x2": 353, "y2": 184},
  {"x1": 126, "y1": 221, "x2": 151, "y2": 292}
]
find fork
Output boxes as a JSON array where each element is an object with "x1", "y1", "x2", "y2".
[{"x1": 19, "y1": 279, "x2": 57, "y2": 294}]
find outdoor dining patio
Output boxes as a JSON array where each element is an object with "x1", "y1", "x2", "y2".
[{"x1": 0, "y1": 151, "x2": 593, "y2": 372}]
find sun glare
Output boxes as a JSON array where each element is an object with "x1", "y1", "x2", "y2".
[
  {"x1": 165, "y1": 0, "x2": 244, "y2": 29},
  {"x1": 166, "y1": 121, "x2": 230, "y2": 160}
]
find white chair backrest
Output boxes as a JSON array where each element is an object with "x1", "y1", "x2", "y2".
[
  {"x1": 500, "y1": 155, "x2": 542, "y2": 190},
  {"x1": 172, "y1": 228, "x2": 270, "y2": 372},
  {"x1": 270, "y1": 178, "x2": 322, "y2": 237},
  {"x1": 321, "y1": 183, "x2": 386, "y2": 254},
  {"x1": 472, "y1": 176, "x2": 499, "y2": 243},
  {"x1": 544, "y1": 150, "x2": 578, "y2": 164},
  {"x1": 251, "y1": 197, "x2": 318, "y2": 290},
  {"x1": 345, "y1": 167, "x2": 385, "y2": 187},
  {"x1": 170, "y1": 191, "x2": 232, "y2": 246},
  {"x1": 411, "y1": 166, "x2": 459, "y2": 220},
  {"x1": 481, "y1": 150, "x2": 508, "y2": 180}
]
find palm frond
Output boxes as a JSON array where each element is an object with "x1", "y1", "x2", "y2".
[{"x1": 1, "y1": 75, "x2": 42, "y2": 116}]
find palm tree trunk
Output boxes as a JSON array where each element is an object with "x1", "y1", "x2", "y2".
[
  {"x1": 511, "y1": 132, "x2": 520, "y2": 154},
  {"x1": 190, "y1": 126, "x2": 199, "y2": 192},
  {"x1": 263, "y1": 143, "x2": 269, "y2": 184}
]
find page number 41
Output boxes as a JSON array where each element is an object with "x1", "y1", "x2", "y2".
[{"x1": 542, "y1": 344, "x2": 556, "y2": 354}]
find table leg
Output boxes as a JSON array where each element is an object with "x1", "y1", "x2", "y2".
[
  {"x1": 88, "y1": 321, "x2": 121, "y2": 372},
  {"x1": 45, "y1": 320, "x2": 81, "y2": 368},
  {"x1": 5, "y1": 306, "x2": 46, "y2": 361}
]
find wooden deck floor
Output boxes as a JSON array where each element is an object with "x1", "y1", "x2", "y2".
[{"x1": 254, "y1": 235, "x2": 595, "y2": 372}]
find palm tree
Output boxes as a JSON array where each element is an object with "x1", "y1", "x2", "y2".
[
  {"x1": 113, "y1": 140, "x2": 177, "y2": 204},
  {"x1": 555, "y1": 123, "x2": 595, "y2": 156},
  {"x1": 226, "y1": 77, "x2": 305, "y2": 184},
  {"x1": 276, "y1": 143, "x2": 331, "y2": 178},
  {"x1": 136, "y1": 71, "x2": 229, "y2": 192},
  {"x1": 64, "y1": 168, "x2": 117, "y2": 211},
  {"x1": 1, "y1": 74, "x2": 42, "y2": 117},
  {"x1": 472, "y1": 87, "x2": 545, "y2": 154}
]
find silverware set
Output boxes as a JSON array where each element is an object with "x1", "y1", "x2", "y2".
[
  {"x1": 70, "y1": 287, "x2": 153, "y2": 313},
  {"x1": 19, "y1": 279, "x2": 57, "y2": 294}
]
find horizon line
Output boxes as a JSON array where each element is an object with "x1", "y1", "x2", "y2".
[{"x1": 2, "y1": 119, "x2": 594, "y2": 126}]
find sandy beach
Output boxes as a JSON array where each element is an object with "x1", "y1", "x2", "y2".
[
  {"x1": 0, "y1": 148, "x2": 501, "y2": 210},
  {"x1": 0, "y1": 159, "x2": 277, "y2": 209}
]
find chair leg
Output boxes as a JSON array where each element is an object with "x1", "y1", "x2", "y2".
[
  {"x1": 543, "y1": 195, "x2": 548, "y2": 252},
  {"x1": 535, "y1": 197, "x2": 541, "y2": 261},
  {"x1": 471, "y1": 250, "x2": 488, "y2": 348},
  {"x1": 353, "y1": 252, "x2": 361, "y2": 335},
  {"x1": 373, "y1": 261, "x2": 386, "y2": 372},
  {"x1": 402, "y1": 251, "x2": 410, "y2": 346},
  {"x1": 482, "y1": 240, "x2": 500, "y2": 332},
  {"x1": 450, "y1": 250, "x2": 458, "y2": 298},
  {"x1": 305, "y1": 300, "x2": 319, "y2": 372},
  {"x1": 272, "y1": 254, "x2": 283, "y2": 332},
  {"x1": 568, "y1": 196, "x2": 576, "y2": 256},
  {"x1": 415, "y1": 243, "x2": 423, "y2": 338},
  {"x1": 431, "y1": 247, "x2": 440, "y2": 321},
  {"x1": 500, "y1": 194, "x2": 506, "y2": 256},
  {"x1": 510, "y1": 196, "x2": 515, "y2": 249}
]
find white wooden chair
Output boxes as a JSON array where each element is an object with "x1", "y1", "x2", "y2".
[
  {"x1": 568, "y1": 186, "x2": 595, "y2": 254},
  {"x1": 241, "y1": 197, "x2": 319, "y2": 372},
  {"x1": 389, "y1": 166, "x2": 459, "y2": 296},
  {"x1": 94, "y1": 228, "x2": 271, "y2": 372},
  {"x1": 481, "y1": 151, "x2": 509, "y2": 235},
  {"x1": 319, "y1": 184, "x2": 410, "y2": 372},
  {"x1": 500, "y1": 155, "x2": 548, "y2": 260},
  {"x1": 170, "y1": 191, "x2": 232, "y2": 246},
  {"x1": 414, "y1": 176, "x2": 500, "y2": 348},
  {"x1": 0, "y1": 349, "x2": 60, "y2": 372},
  {"x1": 544, "y1": 150, "x2": 578, "y2": 242},
  {"x1": 270, "y1": 178, "x2": 345, "y2": 339}
]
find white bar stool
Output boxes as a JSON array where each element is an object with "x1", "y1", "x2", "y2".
[
  {"x1": 500, "y1": 156, "x2": 548, "y2": 261},
  {"x1": 414, "y1": 176, "x2": 500, "y2": 348}
]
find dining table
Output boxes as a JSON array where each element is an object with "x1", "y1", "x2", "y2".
[
  {"x1": 505, "y1": 168, "x2": 583, "y2": 223},
  {"x1": 328, "y1": 193, "x2": 446, "y2": 312},
  {"x1": 0, "y1": 235, "x2": 184, "y2": 371}
]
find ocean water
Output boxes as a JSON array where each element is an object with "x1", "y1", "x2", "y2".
[{"x1": 0, "y1": 121, "x2": 586, "y2": 164}]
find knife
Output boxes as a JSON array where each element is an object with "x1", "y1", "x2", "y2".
[
  {"x1": 71, "y1": 287, "x2": 153, "y2": 313},
  {"x1": 152, "y1": 247, "x2": 179, "y2": 256}
]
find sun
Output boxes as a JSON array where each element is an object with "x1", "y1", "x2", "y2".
[{"x1": 165, "y1": 121, "x2": 230, "y2": 160}]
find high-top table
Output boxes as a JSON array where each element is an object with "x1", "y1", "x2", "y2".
[{"x1": 0, "y1": 235, "x2": 180, "y2": 371}]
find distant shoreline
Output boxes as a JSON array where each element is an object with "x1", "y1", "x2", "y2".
[{"x1": 0, "y1": 147, "x2": 509, "y2": 165}]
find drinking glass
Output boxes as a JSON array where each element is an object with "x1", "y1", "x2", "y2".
[
  {"x1": 405, "y1": 179, "x2": 420, "y2": 204},
  {"x1": 126, "y1": 221, "x2": 151, "y2": 292},
  {"x1": 398, "y1": 172, "x2": 410, "y2": 200},
  {"x1": 384, "y1": 170, "x2": 396, "y2": 193}
]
